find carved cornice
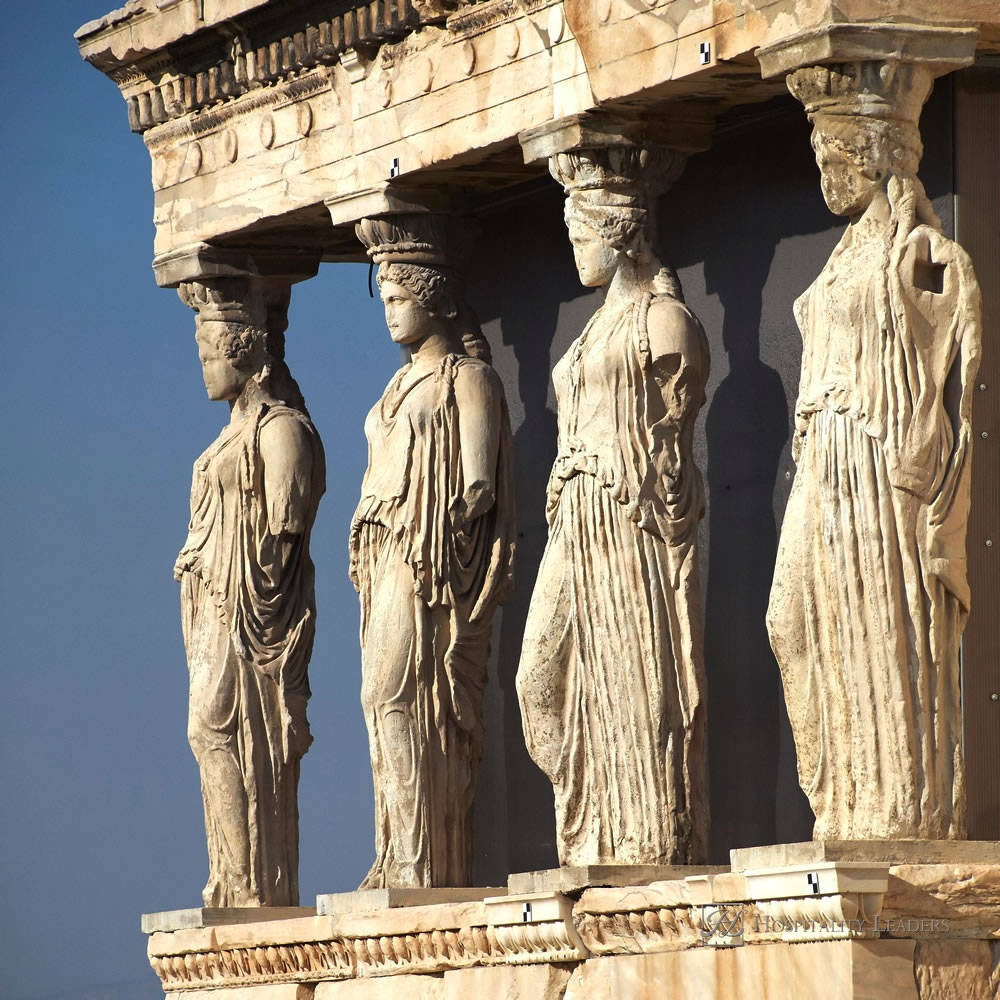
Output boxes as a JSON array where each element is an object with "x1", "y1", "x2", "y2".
[
  {"x1": 120, "y1": 11, "x2": 379, "y2": 134},
  {"x1": 447, "y1": 0, "x2": 549, "y2": 40},
  {"x1": 492, "y1": 920, "x2": 586, "y2": 964},
  {"x1": 88, "y1": 1, "x2": 497, "y2": 134},
  {"x1": 352, "y1": 924, "x2": 498, "y2": 976},
  {"x1": 753, "y1": 892, "x2": 883, "y2": 942},
  {"x1": 143, "y1": 69, "x2": 333, "y2": 147},
  {"x1": 150, "y1": 921, "x2": 584, "y2": 990}
]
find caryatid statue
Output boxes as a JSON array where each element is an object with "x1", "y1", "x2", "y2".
[
  {"x1": 767, "y1": 60, "x2": 981, "y2": 840},
  {"x1": 175, "y1": 277, "x2": 325, "y2": 906},
  {"x1": 352, "y1": 214, "x2": 516, "y2": 888},
  {"x1": 517, "y1": 146, "x2": 711, "y2": 866}
]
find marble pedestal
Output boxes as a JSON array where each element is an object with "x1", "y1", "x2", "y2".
[{"x1": 142, "y1": 855, "x2": 1000, "y2": 999}]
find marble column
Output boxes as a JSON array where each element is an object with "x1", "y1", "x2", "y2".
[
  {"x1": 758, "y1": 24, "x2": 982, "y2": 841},
  {"x1": 517, "y1": 117, "x2": 713, "y2": 867},
  {"x1": 163, "y1": 248, "x2": 325, "y2": 906}
]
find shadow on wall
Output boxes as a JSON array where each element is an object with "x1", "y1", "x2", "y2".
[
  {"x1": 663, "y1": 97, "x2": 834, "y2": 860},
  {"x1": 469, "y1": 183, "x2": 600, "y2": 877}
]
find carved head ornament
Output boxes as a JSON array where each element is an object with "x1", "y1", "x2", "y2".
[
  {"x1": 355, "y1": 214, "x2": 454, "y2": 267},
  {"x1": 356, "y1": 214, "x2": 458, "y2": 309},
  {"x1": 550, "y1": 146, "x2": 685, "y2": 254},
  {"x1": 788, "y1": 61, "x2": 932, "y2": 179},
  {"x1": 178, "y1": 277, "x2": 263, "y2": 326},
  {"x1": 179, "y1": 277, "x2": 292, "y2": 371}
]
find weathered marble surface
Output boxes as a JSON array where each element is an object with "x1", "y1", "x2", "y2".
[
  {"x1": 517, "y1": 144, "x2": 710, "y2": 867},
  {"x1": 316, "y1": 887, "x2": 504, "y2": 916},
  {"x1": 141, "y1": 907, "x2": 314, "y2": 934},
  {"x1": 508, "y1": 864, "x2": 725, "y2": 895},
  {"x1": 914, "y1": 939, "x2": 1000, "y2": 1000},
  {"x1": 564, "y1": 940, "x2": 920, "y2": 1000},
  {"x1": 732, "y1": 841, "x2": 1000, "y2": 869},
  {"x1": 766, "y1": 55, "x2": 982, "y2": 841},
  {"x1": 175, "y1": 276, "x2": 325, "y2": 906},
  {"x1": 352, "y1": 213, "x2": 515, "y2": 889}
]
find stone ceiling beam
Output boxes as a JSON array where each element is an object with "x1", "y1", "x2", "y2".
[
  {"x1": 757, "y1": 20, "x2": 980, "y2": 80},
  {"x1": 519, "y1": 110, "x2": 713, "y2": 165},
  {"x1": 325, "y1": 183, "x2": 471, "y2": 230},
  {"x1": 152, "y1": 242, "x2": 320, "y2": 288}
]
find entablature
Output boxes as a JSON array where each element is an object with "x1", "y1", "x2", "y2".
[{"x1": 76, "y1": 0, "x2": 1000, "y2": 264}]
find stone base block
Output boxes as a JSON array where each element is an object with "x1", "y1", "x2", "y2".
[
  {"x1": 140, "y1": 907, "x2": 315, "y2": 934},
  {"x1": 176, "y1": 988, "x2": 314, "y2": 1000},
  {"x1": 315, "y1": 976, "x2": 443, "y2": 1000},
  {"x1": 443, "y1": 964, "x2": 571, "y2": 1000},
  {"x1": 565, "y1": 940, "x2": 919, "y2": 1000},
  {"x1": 316, "y1": 888, "x2": 504, "y2": 916},
  {"x1": 314, "y1": 965, "x2": 571, "y2": 1000},
  {"x1": 141, "y1": 855, "x2": 1000, "y2": 998},
  {"x1": 914, "y1": 939, "x2": 1000, "y2": 1000},
  {"x1": 731, "y1": 841, "x2": 1000, "y2": 870},
  {"x1": 508, "y1": 865, "x2": 726, "y2": 895}
]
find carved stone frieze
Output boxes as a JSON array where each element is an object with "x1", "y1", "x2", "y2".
[
  {"x1": 144, "y1": 70, "x2": 334, "y2": 149},
  {"x1": 350, "y1": 925, "x2": 497, "y2": 976},
  {"x1": 575, "y1": 907, "x2": 701, "y2": 955},
  {"x1": 148, "y1": 893, "x2": 590, "y2": 990},
  {"x1": 151, "y1": 939, "x2": 353, "y2": 991},
  {"x1": 485, "y1": 894, "x2": 590, "y2": 965},
  {"x1": 752, "y1": 893, "x2": 884, "y2": 943},
  {"x1": 743, "y1": 862, "x2": 889, "y2": 944},
  {"x1": 491, "y1": 921, "x2": 585, "y2": 964}
]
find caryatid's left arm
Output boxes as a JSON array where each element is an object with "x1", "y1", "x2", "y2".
[
  {"x1": 452, "y1": 365, "x2": 502, "y2": 530},
  {"x1": 645, "y1": 297, "x2": 710, "y2": 491},
  {"x1": 260, "y1": 415, "x2": 316, "y2": 540}
]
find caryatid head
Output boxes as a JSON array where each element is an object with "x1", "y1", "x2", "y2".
[
  {"x1": 788, "y1": 61, "x2": 932, "y2": 219},
  {"x1": 549, "y1": 145, "x2": 686, "y2": 287},
  {"x1": 178, "y1": 277, "x2": 298, "y2": 405},
  {"x1": 356, "y1": 213, "x2": 491, "y2": 362}
]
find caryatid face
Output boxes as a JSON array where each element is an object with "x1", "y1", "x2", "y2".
[
  {"x1": 567, "y1": 217, "x2": 619, "y2": 288},
  {"x1": 195, "y1": 321, "x2": 250, "y2": 402},
  {"x1": 811, "y1": 124, "x2": 887, "y2": 219},
  {"x1": 380, "y1": 280, "x2": 427, "y2": 345}
]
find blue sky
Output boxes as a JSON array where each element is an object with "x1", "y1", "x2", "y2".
[{"x1": 1, "y1": 5, "x2": 400, "y2": 997}]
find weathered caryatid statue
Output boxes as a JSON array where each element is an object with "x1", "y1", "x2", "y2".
[
  {"x1": 175, "y1": 277, "x2": 325, "y2": 906},
  {"x1": 352, "y1": 214, "x2": 516, "y2": 888},
  {"x1": 517, "y1": 146, "x2": 711, "y2": 866},
  {"x1": 767, "y1": 60, "x2": 982, "y2": 840}
]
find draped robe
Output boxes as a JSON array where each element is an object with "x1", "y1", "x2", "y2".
[
  {"x1": 350, "y1": 354, "x2": 515, "y2": 888},
  {"x1": 767, "y1": 183, "x2": 981, "y2": 840},
  {"x1": 176, "y1": 400, "x2": 324, "y2": 905},
  {"x1": 517, "y1": 289, "x2": 709, "y2": 865}
]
